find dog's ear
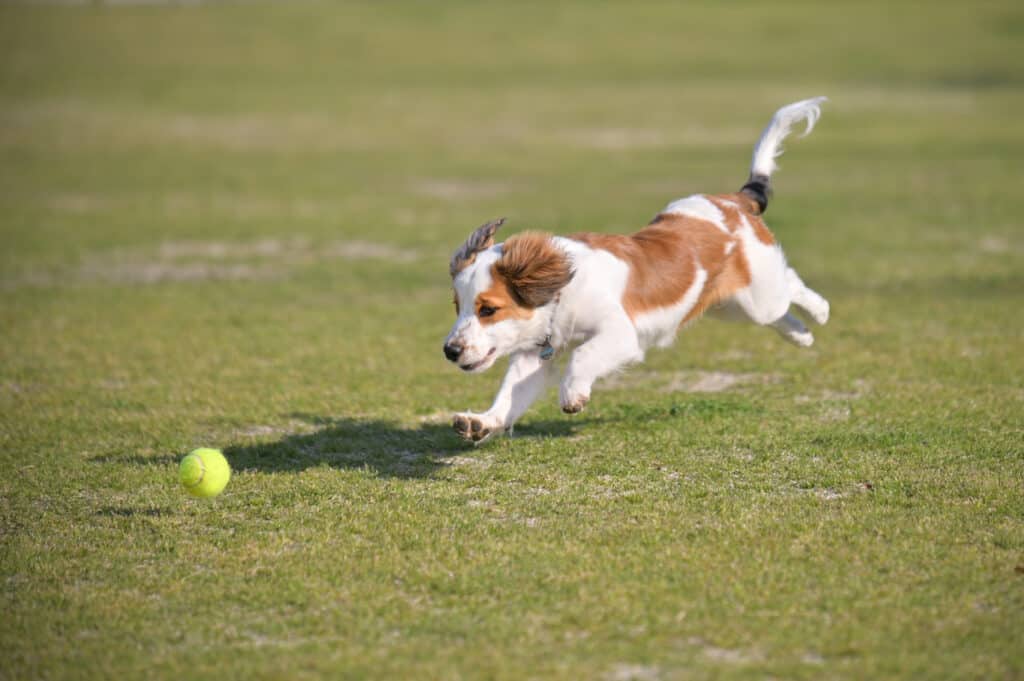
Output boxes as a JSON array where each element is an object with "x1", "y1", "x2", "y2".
[
  {"x1": 450, "y1": 218, "x2": 505, "y2": 278},
  {"x1": 495, "y1": 232, "x2": 574, "y2": 308}
]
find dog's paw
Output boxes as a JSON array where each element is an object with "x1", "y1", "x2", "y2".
[
  {"x1": 787, "y1": 329, "x2": 815, "y2": 348},
  {"x1": 559, "y1": 388, "x2": 590, "y2": 415},
  {"x1": 562, "y1": 397, "x2": 588, "y2": 414},
  {"x1": 811, "y1": 298, "x2": 830, "y2": 325},
  {"x1": 452, "y1": 412, "x2": 501, "y2": 444},
  {"x1": 803, "y1": 292, "x2": 830, "y2": 325}
]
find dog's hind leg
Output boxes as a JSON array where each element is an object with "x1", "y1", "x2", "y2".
[
  {"x1": 786, "y1": 267, "x2": 830, "y2": 325},
  {"x1": 710, "y1": 246, "x2": 819, "y2": 348},
  {"x1": 771, "y1": 312, "x2": 815, "y2": 347}
]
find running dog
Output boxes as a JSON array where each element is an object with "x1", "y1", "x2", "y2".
[{"x1": 444, "y1": 98, "x2": 830, "y2": 443}]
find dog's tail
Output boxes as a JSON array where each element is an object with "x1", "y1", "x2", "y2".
[{"x1": 740, "y1": 97, "x2": 827, "y2": 214}]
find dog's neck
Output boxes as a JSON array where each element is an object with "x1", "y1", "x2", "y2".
[
  {"x1": 536, "y1": 291, "x2": 581, "y2": 359},
  {"x1": 536, "y1": 293, "x2": 561, "y2": 360}
]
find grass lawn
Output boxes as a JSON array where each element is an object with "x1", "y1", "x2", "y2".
[{"x1": 2, "y1": 1, "x2": 1023, "y2": 679}]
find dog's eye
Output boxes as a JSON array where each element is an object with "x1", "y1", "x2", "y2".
[{"x1": 478, "y1": 305, "x2": 498, "y2": 318}]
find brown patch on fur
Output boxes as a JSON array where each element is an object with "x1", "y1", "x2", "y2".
[
  {"x1": 474, "y1": 276, "x2": 534, "y2": 325},
  {"x1": 493, "y1": 232, "x2": 574, "y2": 309},
  {"x1": 574, "y1": 204, "x2": 759, "y2": 326},
  {"x1": 751, "y1": 219, "x2": 775, "y2": 246},
  {"x1": 683, "y1": 241, "x2": 751, "y2": 323},
  {"x1": 708, "y1": 194, "x2": 776, "y2": 245},
  {"x1": 577, "y1": 213, "x2": 745, "y2": 319}
]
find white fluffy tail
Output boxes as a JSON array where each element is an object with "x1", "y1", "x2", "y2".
[
  {"x1": 740, "y1": 97, "x2": 827, "y2": 214},
  {"x1": 750, "y1": 96, "x2": 827, "y2": 178}
]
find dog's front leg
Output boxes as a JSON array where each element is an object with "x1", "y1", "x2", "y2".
[
  {"x1": 560, "y1": 319, "x2": 642, "y2": 413},
  {"x1": 453, "y1": 350, "x2": 555, "y2": 444}
]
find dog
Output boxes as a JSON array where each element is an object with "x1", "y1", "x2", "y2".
[{"x1": 444, "y1": 97, "x2": 830, "y2": 444}]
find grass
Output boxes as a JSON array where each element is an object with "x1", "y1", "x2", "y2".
[{"x1": 1, "y1": 1, "x2": 1023, "y2": 679}]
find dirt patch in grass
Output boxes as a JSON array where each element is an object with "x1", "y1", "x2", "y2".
[
  {"x1": 412, "y1": 179, "x2": 513, "y2": 201},
  {"x1": 159, "y1": 237, "x2": 417, "y2": 263},
  {"x1": 321, "y1": 240, "x2": 418, "y2": 262},
  {"x1": 978, "y1": 236, "x2": 1023, "y2": 255},
  {"x1": 157, "y1": 238, "x2": 310, "y2": 260},
  {"x1": 0, "y1": 100, "x2": 369, "y2": 152},
  {"x1": 604, "y1": 663, "x2": 661, "y2": 681},
  {"x1": 600, "y1": 370, "x2": 777, "y2": 393},
  {"x1": 47, "y1": 192, "x2": 336, "y2": 221},
  {"x1": 686, "y1": 637, "x2": 763, "y2": 665},
  {"x1": 566, "y1": 125, "x2": 752, "y2": 150},
  {"x1": 795, "y1": 379, "x2": 870, "y2": 422},
  {"x1": 663, "y1": 371, "x2": 768, "y2": 393},
  {"x1": 444, "y1": 455, "x2": 490, "y2": 468},
  {"x1": 84, "y1": 261, "x2": 283, "y2": 284},
  {"x1": 3, "y1": 237, "x2": 420, "y2": 289}
]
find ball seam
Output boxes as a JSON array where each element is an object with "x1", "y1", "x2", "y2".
[{"x1": 185, "y1": 455, "x2": 206, "y2": 488}]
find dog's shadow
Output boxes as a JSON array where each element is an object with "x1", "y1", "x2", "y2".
[{"x1": 223, "y1": 412, "x2": 591, "y2": 479}]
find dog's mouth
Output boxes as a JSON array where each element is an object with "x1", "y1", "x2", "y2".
[{"x1": 460, "y1": 347, "x2": 496, "y2": 372}]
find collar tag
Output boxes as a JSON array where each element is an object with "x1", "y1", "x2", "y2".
[{"x1": 538, "y1": 292, "x2": 561, "y2": 361}]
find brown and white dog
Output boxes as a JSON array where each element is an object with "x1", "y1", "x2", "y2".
[{"x1": 444, "y1": 98, "x2": 830, "y2": 443}]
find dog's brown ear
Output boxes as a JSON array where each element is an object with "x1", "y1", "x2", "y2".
[
  {"x1": 495, "y1": 232, "x2": 574, "y2": 308},
  {"x1": 450, "y1": 218, "x2": 505, "y2": 278}
]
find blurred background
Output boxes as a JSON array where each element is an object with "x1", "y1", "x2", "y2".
[
  {"x1": 3, "y1": 2, "x2": 1020, "y2": 264},
  {"x1": 3, "y1": 1, "x2": 1020, "y2": 417}
]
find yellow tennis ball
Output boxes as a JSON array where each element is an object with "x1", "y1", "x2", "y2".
[{"x1": 179, "y1": 448, "x2": 231, "y2": 498}]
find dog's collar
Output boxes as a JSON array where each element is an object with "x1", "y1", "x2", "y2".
[
  {"x1": 537, "y1": 294, "x2": 561, "y2": 361},
  {"x1": 538, "y1": 338, "x2": 555, "y2": 360}
]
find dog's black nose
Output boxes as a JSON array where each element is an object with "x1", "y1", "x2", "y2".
[{"x1": 443, "y1": 343, "x2": 463, "y2": 362}]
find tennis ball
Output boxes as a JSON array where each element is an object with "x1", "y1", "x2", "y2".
[{"x1": 179, "y1": 448, "x2": 231, "y2": 498}]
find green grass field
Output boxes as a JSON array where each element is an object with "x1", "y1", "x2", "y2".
[{"x1": 2, "y1": 2, "x2": 1023, "y2": 679}]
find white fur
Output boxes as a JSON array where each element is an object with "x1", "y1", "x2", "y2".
[
  {"x1": 728, "y1": 213, "x2": 792, "y2": 325},
  {"x1": 454, "y1": 351, "x2": 558, "y2": 443},
  {"x1": 750, "y1": 96, "x2": 827, "y2": 178},
  {"x1": 663, "y1": 195, "x2": 728, "y2": 232},
  {"x1": 447, "y1": 98, "x2": 830, "y2": 442},
  {"x1": 787, "y1": 267, "x2": 830, "y2": 324}
]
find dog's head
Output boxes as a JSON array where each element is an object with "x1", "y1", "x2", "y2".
[{"x1": 444, "y1": 219, "x2": 573, "y2": 373}]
